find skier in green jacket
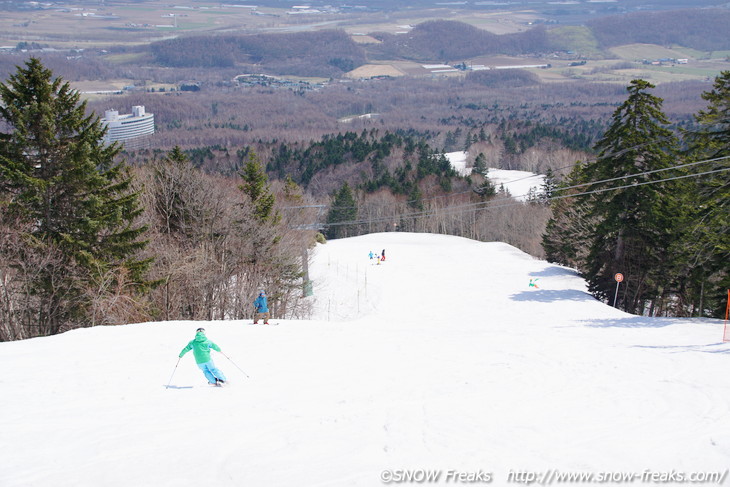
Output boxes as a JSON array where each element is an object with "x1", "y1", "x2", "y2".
[{"x1": 179, "y1": 328, "x2": 227, "y2": 386}]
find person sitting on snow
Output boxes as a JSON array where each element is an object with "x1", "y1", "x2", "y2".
[
  {"x1": 253, "y1": 290, "x2": 270, "y2": 325},
  {"x1": 179, "y1": 327, "x2": 227, "y2": 386}
]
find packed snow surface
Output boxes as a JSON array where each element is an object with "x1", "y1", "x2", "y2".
[{"x1": 1, "y1": 233, "x2": 728, "y2": 487}]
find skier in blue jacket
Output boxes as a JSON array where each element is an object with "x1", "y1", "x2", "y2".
[
  {"x1": 253, "y1": 290, "x2": 270, "y2": 325},
  {"x1": 179, "y1": 328, "x2": 227, "y2": 386}
]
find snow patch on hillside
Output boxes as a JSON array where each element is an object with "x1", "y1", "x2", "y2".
[{"x1": 444, "y1": 151, "x2": 546, "y2": 201}]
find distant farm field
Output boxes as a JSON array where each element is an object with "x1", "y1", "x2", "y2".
[
  {"x1": 346, "y1": 64, "x2": 406, "y2": 79},
  {"x1": 547, "y1": 26, "x2": 603, "y2": 58},
  {"x1": 609, "y1": 44, "x2": 688, "y2": 61},
  {"x1": 0, "y1": 1, "x2": 324, "y2": 48},
  {"x1": 102, "y1": 52, "x2": 149, "y2": 65},
  {"x1": 0, "y1": 0, "x2": 727, "y2": 88},
  {"x1": 351, "y1": 35, "x2": 382, "y2": 45},
  {"x1": 454, "y1": 12, "x2": 537, "y2": 35}
]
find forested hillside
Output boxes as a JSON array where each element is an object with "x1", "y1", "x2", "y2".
[
  {"x1": 368, "y1": 21, "x2": 549, "y2": 62},
  {"x1": 268, "y1": 131, "x2": 463, "y2": 198},
  {"x1": 150, "y1": 30, "x2": 367, "y2": 77},
  {"x1": 465, "y1": 70, "x2": 541, "y2": 89},
  {"x1": 587, "y1": 8, "x2": 730, "y2": 51},
  {"x1": 127, "y1": 117, "x2": 601, "y2": 192},
  {"x1": 94, "y1": 75, "x2": 707, "y2": 156}
]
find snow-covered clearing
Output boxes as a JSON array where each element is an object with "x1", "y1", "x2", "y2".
[{"x1": 444, "y1": 151, "x2": 545, "y2": 201}]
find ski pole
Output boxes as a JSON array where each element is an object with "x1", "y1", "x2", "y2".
[
  {"x1": 165, "y1": 357, "x2": 181, "y2": 389},
  {"x1": 221, "y1": 352, "x2": 250, "y2": 378}
]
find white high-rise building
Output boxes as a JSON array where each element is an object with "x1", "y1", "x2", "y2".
[{"x1": 101, "y1": 105, "x2": 155, "y2": 150}]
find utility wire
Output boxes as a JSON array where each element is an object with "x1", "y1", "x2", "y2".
[
  {"x1": 322, "y1": 154, "x2": 729, "y2": 220},
  {"x1": 319, "y1": 135, "x2": 697, "y2": 211},
  {"x1": 549, "y1": 154, "x2": 730, "y2": 196},
  {"x1": 324, "y1": 162, "x2": 730, "y2": 227}
]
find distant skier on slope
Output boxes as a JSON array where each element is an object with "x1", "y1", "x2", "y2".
[
  {"x1": 179, "y1": 327, "x2": 227, "y2": 386},
  {"x1": 253, "y1": 290, "x2": 270, "y2": 325},
  {"x1": 381, "y1": 249, "x2": 386, "y2": 262}
]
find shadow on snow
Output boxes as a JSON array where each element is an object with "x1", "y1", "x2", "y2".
[
  {"x1": 529, "y1": 266, "x2": 580, "y2": 278},
  {"x1": 632, "y1": 343, "x2": 730, "y2": 354},
  {"x1": 585, "y1": 317, "x2": 679, "y2": 328},
  {"x1": 510, "y1": 289, "x2": 595, "y2": 303}
]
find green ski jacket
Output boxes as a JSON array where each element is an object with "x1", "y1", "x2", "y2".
[{"x1": 179, "y1": 331, "x2": 221, "y2": 364}]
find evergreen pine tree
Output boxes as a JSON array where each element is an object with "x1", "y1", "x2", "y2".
[
  {"x1": 283, "y1": 175, "x2": 303, "y2": 203},
  {"x1": 582, "y1": 79, "x2": 682, "y2": 313},
  {"x1": 240, "y1": 151, "x2": 280, "y2": 224},
  {"x1": 326, "y1": 182, "x2": 358, "y2": 240},
  {"x1": 408, "y1": 185, "x2": 424, "y2": 211},
  {"x1": 0, "y1": 58, "x2": 150, "y2": 335},
  {"x1": 473, "y1": 168, "x2": 496, "y2": 200},
  {"x1": 541, "y1": 168, "x2": 558, "y2": 203},
  {"x1": 693, "y1": 71, "x2": 730, "y2": 158},
  {"x1": 542, "y1": 162, "x2": 594, "y2": 269},
  {"x1": 681, "y1": 71, "x2": 730, "y2": 316},
  {"x1": 472, "y1": 153, "x2": 487, "y2": 176},
  {"x1": 478, "y1": 127, "x2": 488, "y2": 142}
]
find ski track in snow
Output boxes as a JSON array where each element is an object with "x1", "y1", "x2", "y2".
[{"x1": 1, "y1": 232, "x2": 728, "y2": 487}]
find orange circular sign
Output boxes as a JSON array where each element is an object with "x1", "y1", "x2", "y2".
[{"x1": 615, "y1": 273, "x2": 624, "y2": 282}]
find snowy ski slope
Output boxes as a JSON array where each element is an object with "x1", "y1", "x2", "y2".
[{"x1": 1, "y1": 233, "x2": 728, "y2": 486}]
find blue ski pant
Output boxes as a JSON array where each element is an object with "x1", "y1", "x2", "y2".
[{"x1": 197, "y1": 360, "x2": 226, "y2": 383}]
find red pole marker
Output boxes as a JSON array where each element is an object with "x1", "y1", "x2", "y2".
[{"x1": 613, "y1": 273, "x2": 624, "y2": 308}]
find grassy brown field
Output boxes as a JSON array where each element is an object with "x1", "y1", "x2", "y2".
[
  {"x1": 350, "y1": 35, "x2": 382, "y2": 44},
  {"x1": 345, "y1": 63, "x2": 406, "y2": 79}
]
